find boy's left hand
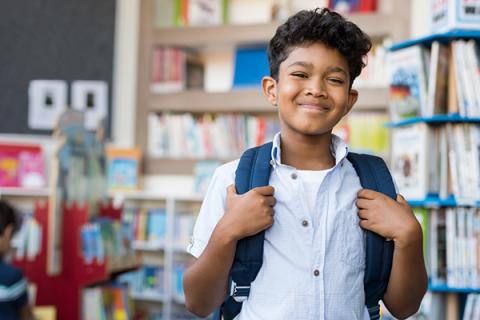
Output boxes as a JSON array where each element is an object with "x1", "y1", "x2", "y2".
[{"x1": 356, "y1": 189, "x2": 422, "y2": 248}]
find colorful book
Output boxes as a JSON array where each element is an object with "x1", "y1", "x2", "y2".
[
  {"x1": 388, "y1": 45, "x2": 429, "y2": 121},
  {"x1": 106, "y1": 147, "x2": 141, "y2": 191}
]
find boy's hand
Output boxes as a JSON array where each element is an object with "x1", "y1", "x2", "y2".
[
  {"x1": 219, "y1": 184, "x2": 276, "y2": 241},
  {"x1": 356, "y1": 189, "x2": 422, "y2": 248}
]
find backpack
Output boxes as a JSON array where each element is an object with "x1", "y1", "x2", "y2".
[{"x1": 214, "y1": 142, "x2": 396, "y2": 320}]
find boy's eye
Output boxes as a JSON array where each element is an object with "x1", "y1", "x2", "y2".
[
  {"x1": 328, "y1": 78, "x2": 345, "y2": 84},
  {"x1": 291, "y1": 72, "x2": 308, "y2": 78}
]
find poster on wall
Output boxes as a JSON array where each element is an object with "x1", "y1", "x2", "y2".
[
  {"x1": 71, "y1": 80, "x2": 108, "y2": 130},
  {"x1": 28, "y1": 80, "x2": 67, "y2": 130}
]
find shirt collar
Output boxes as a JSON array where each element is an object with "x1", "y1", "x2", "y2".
[{"x1": 270, "y1": 132, "x2": 349, "y2": 168}]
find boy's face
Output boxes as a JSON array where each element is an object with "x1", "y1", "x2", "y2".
[{"x1": 263, "y1": 42, "x2": 358, "y2": 136}]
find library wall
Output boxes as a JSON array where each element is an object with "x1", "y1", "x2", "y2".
[{"x1": 0, "y1": 0, "x2": 116, "y2": 136}]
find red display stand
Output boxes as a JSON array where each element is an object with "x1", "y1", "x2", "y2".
[{"x1": 13, "y1": 200, "x2": 131, "y2": 320}]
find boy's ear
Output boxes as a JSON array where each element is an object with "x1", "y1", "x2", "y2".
[
  {"x1": 262, "y1": 76, "x2": 278, "y2": 106},
  {"x1": 344, "y1": 89, "x2": 359, "y2": 115},
  {"x1": 3, "y1": 224, "x2": 14, "y2": 240}
]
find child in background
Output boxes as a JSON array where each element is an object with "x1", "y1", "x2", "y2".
[
  {"x1": 183, "y1": 8, "x2": 427, "y2": 319},
  {"x1": 0, "y1": 200, "x2": 33, "y2": 320}
]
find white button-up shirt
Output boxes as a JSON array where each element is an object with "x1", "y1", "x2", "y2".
[{"x1": 187, "y1": 133, "x2": 368, "y2": 319}]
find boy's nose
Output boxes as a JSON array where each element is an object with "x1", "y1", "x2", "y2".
[{"x1": 305, "y1": 84, "x2": 327, "y2": 98}]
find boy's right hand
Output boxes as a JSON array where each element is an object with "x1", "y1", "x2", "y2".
[{"x1": 219, "y1": 184, "x2": 276, "y2": 241}]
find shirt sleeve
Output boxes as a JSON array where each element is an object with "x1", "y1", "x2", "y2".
[
  {"x1": 186, "y1": 160, "x2": 237, "y2": 258},
  {"x1": 8, "y1": 270, "x2": 29, "y2": 308}
]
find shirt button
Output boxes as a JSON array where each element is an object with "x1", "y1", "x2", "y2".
[
  {"x1": 313, "y1": 269, "x2": 320, "y2": 277},
  {"x1": 301, "y1": 220, "x2": 309, "y2": 227},
  {"x1": 291, "y1": 172, "x2": 298, "y2": 180}
]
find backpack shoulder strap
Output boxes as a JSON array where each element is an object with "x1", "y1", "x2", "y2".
[
  {"x1": 347, "y1": 152, "x2": 396, "y2": 320},
  {"x1": 218, "y1": 142, "x2": 273, "y2": 320}
]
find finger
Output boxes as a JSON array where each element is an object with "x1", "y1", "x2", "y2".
[
  {"x1": 264, "y1": 207, "x2": 274, "y2": 216},
  {"x1": 254, "y1": 185, "x2": 275, "y2": 196},
  {"x1": 357, "y1": 189, "x2": 379, "y2": 200},
  {"x1": 357, "y1": 209, "x2": 370, "y2": 220},
  {"x1": 265, "y1": 196, "x2": 276, "y2": 207},
  {"x1": 356, "y1": 198, "x2": 372, "y2": 210},
  {"x1": 359, "y1": 219, "x2": 372, "y2": 230},
  {"x1": 227, "y1": 184, "x2": 237, "y2": 196},
  {"x1": 396, "y1": 194, "x2": 407, "y2": 204}
]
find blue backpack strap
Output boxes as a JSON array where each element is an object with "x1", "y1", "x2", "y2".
[
  {"x1": 347, "y1": 152, "x2": 396, "y2": 320},
  {"x1": 216, "y1": 142, "x2": 273, "y2": 320}
]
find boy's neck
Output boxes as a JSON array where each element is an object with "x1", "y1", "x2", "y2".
[{"x1": 279, "y1": 131, "x2": 335, "y2": 170}]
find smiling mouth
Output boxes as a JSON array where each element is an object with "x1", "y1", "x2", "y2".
[{"x1": 299, "y1": 104, "x2": 331, "y2": 111}]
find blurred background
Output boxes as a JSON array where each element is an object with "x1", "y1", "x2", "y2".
[{"x1": 0, "y1": 0, "x2": 479, "y2": 319}]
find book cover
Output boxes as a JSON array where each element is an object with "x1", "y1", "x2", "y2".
[
  {"x1": 413, "y1": 207, "x2": 429, "y2": 264},
  {"x1": 147, "y1": 209, "x2": 167, "y2": 242},
  {"x1": 18, "y1": 151, "x2": 46, "y2": 188},
  {"x1": 106, "y1": 147, "x2": 141, "y2": 191},
  {"x1": 154, "y1": 0, "x2": 175, "y2": 28},
  {"x1": 232, "y1": 46, "x2": 269, "y2": 88},
  {"x1": 426, "y1": 41, "x2": 449, "y2": 116},
  {"x1": 188, "y1": 0, "x2": 224, "y2": 26},
  {"x1": 387, "y1": 45, "x2": 428, "y2": 121},
  {"x1": 193, "y1": 160, "x2": 221, "y2": 194},
  {"x1": 0, "y1": 144, "x2": 43, "y2": 188},
  {"x1": 391, "y1": 123, "x2": 430, "y2": 200}
]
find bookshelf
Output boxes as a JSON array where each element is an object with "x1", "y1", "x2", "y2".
[
  {"x1": 135, "y1": 0, "x2": 412, "y2": 175},
  {"x1": 4, "y1": 199, "x2": 138, "y2": 320},
  {"x1": 113, "y1": 191, "x2": 202, "y2": 320},
  {"x1": 388, "y1": 31, "x2": 480, "y2": 319}
]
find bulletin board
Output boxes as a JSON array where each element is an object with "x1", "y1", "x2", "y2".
[{"x1": 0, "y1": 0, "x2": 116, "y2": 135}]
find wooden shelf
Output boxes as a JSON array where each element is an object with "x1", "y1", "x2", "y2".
[
  {"x1": 136, "y1": 0, "x2": 411, "y2": 175},
  {"x1": 149, "y1": 89, "x2": 272, "y2": 112},
  {"x1": 148, "y1": 87, "x2": 388, "y2": 113},
  {"x1": 144, "y1": 158, "x2": 203, "y2": 175},
  {"x1": 151, "y1": 13, "x2": 393, "y2": 47}
]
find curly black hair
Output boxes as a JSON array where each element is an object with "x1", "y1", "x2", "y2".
[
  {"x1": 0, "y1": 200, "x2": 18, "y2": 235},
  {"x1": 267, "y1": 8, "x2": 372, "y2": 87}
]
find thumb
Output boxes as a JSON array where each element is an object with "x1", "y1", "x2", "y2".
[{"x1": 227, "y1": 184, "x2": 237, "y2": 197}]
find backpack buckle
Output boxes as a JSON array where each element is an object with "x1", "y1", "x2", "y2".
[{"x1": 230, "y1": 282, "x2": 250, "y2": 302}]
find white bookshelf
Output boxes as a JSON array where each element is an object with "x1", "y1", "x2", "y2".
[
  {"x1": 131, "y1": 291, "x2": 167, "y2": 303},
  {"x1": 113, "y1": 192, "x2": 202, "y2": 320}
]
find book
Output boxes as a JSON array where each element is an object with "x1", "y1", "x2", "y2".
[
  {"x1": 188, "y1": 0, "x2": 225, "y2": 26},
  {"x1": 203, "y1": 51, "x2": 233, "y2": 92},
  {"x1": 426, "y1": 41, "x2": 449, "y2": 117},
  {"x1": 387, "y1": 45, "x2": 429, "y2": 121},
  {"x1": 154, "y1": 0, "x2": 175, "y2": 28},
  {"x1": 232, "y1": 46, "x2": 269, "y2": 88},
  {"x1": 106, "y1": 147, "x2": 141, "y2": 192},
  {"x1": 228, "y1": 0, "x2": 275, "y2": 25},
  {"x1": 430, "y1": 208, "x2": 447, "y2": 286},
  {"x1": 413, "y1": 208, "x2": 429, "y2": 264},
  {"x1": 391, "y1": 123, "x2": 430, "y2": 200},
  {"x1": 147, "y1": 209, "x2": 167, "y2": 242},
  {"x1": 0, "y1": 144, "x2": 45, "y2": 188},
  {"x1": 193, "y1": 160, "x2": 220, "y2": 194},
  {"x1": 430, "y1": 0, "x2": 480, "y2": 33}
]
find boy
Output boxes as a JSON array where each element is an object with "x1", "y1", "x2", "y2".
[
  {"x1": 0, "y1": 200, "x2": 33, "y2": 320},
  {"x1": 184, "y1": 8, "x2": 427, "y2": 319}
]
